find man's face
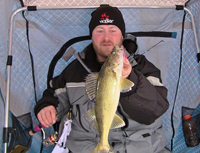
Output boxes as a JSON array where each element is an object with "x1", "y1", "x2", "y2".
[{"x1": 92, "y1": 25, "x2": 123, "y2": 63}]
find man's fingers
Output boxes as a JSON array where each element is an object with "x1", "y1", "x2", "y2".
[
  {"x1": 37, "y1": 113, "x2": 48, "y2": 127},
  {"x1": 50, "y1": 107, "x2": 58, "y2": 124},
  {"x1": 122, "y1": 55, "x2": 132, "y2": 78},
  {"x1": 37, "y1": 105, "x2": 57, "y2": 127}
]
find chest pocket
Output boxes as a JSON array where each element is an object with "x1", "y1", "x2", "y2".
[{"x1": 66, "y1": 82, "x2": 95, "y2": 132}]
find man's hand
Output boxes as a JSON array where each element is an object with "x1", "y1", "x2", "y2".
[
  {"x1": 37, "y1": 105, "x2": 57, "y2": 127},
  {"x1": 122, "y1": 53, "x2": 132, "y2": 78}
]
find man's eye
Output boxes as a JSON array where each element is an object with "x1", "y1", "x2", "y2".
[
  {"x1": 110, "y1": 30, "x2": 116, "y2": 33},
  {"x1": 97, "y1": 30, "x2": 103, "y2": 33}
]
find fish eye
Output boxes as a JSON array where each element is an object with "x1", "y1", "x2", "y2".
[{"x1": 111, "y1": 51, "x2": 115, "y2": 55}]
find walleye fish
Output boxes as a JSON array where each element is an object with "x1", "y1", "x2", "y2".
[{"x1": 85, "y1": 44, "x2": 134, "y2": 153}]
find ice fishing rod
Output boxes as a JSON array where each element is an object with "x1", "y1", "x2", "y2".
[
  {"x1": 28, "y1": 93, "x2": 86, "y2": 147},
  {"x1": 29, "y1": 93, "x2": 86, "y2": 134},
  {"x1": 141, "y1": 40, "x2": 164, "y2": 55},
  {"x1": 127, "y1": 40, "x2": 164, "y2": 66},
  {"x1": 128, "y1": 39, "x2": 164, "y2": 58}
]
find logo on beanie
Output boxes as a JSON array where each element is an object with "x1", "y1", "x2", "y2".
[{"x1": 99, "y1": 13, "x2": 114, "y2": 24}]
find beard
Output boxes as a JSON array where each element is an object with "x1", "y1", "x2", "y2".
[{"x1": 93, "y1": 40, "x2": 123, "y2": 60}]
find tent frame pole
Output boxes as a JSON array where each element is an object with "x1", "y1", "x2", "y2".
[
  {"x1": 4, "y1": 7, "x2": 28, "y2": 153},
  {"x1": 184, "y1": 7, "x2": 200, "y2": 64}
]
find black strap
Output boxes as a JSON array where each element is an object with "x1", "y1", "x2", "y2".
[
  {"x1": 128, "y1": 31, "x2": 177, "y2": 38},
  {"x1": 6, "y1": 56, "x2": 13, "y2": 66},
  {"x1": 170, "y1": 7, "x2": 186, "y2": 151},
  {"x1": 3, "y1": 127, "x2": 15, "y2": 143},
  {"x1": 47, "y1": 31, "x2": 176, "y2": 87},
  {"x1": 19, "y1": 0, "x2": 38, "y2": 103},
  {"x1": 27, "y1": 6, "x2": 37, "y2": 11},
  {"x1": 47, "y1": 35, "x2": 90, "y2": 88},
  {"x1": 197, "y1": 53, "x2": 200, "y2": 63},
  {"x1": 176, "y1": 5, "x2": 184, "y2": 10}
]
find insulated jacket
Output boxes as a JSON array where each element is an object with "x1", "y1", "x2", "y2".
[{"x1": 34, "y1": 43, "x2": 170, "y2": 153}]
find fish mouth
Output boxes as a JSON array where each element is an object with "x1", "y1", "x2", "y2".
[{"x1": 118, "y1": 47, "x2": 125, "y2": 56}]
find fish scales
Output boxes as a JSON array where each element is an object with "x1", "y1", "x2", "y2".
[{"x1": 85, "y1": 44, "x2": 134, "y2": 153}]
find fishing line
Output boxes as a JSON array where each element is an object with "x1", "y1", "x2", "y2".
[{"x1": 56, "y1": 93, "x2": 87, "y2": 116}]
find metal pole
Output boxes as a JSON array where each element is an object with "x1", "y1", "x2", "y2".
[
  {"x1": 4, "y1": 7, "x2": 27, "y2": 153},
  {"x1": 184, "y1": 7, "x2": 200, "y2": 65}
]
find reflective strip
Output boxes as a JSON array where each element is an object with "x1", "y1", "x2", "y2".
[
  {"x1": 55, "y1": 87, "x2": 67, "y2": 95},
  {"x1": 49, "y1": 80, "x2": 53, "y2": 88},
  {"x1": 74, "y1": 53, "x2": 92, "y2": 73},
  {"x1": 146, "y1": 76, "x2": 164, "y2": 86},
  {"x1": 66, "y1": 82, "x2": 85, "y2": 88}
]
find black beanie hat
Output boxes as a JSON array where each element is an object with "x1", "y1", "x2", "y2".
[{"x1": 89, "y1": 4, "x2": 125, "y2": 37}]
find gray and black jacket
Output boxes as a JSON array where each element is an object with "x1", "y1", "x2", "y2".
[{"x1": 34, "y1": 43, "x2": 170, "y2": 153}]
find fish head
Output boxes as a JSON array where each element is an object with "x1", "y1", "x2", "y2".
[{"x1": 104, "y1": 44, "x2": 124, "y2": 70}]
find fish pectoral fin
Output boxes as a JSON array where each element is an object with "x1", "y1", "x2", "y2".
[
  {"x1": 85, "y1": 73, "x2": 99, "y2": 100},
  {"x1": 84, "y1": 108, "x2": 98, "y2": 132},
  {"x1": 120, "y1": 78, "x2": 134, "y2": 92},
  {"x1": 110, "y1": 114, "x2": 125, "y2": 129}
]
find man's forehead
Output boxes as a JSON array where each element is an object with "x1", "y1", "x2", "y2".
[{"x1": 95, "y1": 25, "x2": 119, "y2": 29}]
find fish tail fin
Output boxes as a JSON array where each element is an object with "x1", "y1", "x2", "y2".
[{"x1": 92, "y1": 143, "x2": 114, "y2": 153}]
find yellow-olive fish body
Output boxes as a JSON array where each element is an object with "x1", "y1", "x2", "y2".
[{"x1": 85, "y1": 44, "x2": 134, "y2": 153}]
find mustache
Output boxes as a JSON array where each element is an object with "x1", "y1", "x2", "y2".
[{"x1": 100, "y1": 41, "x2": 114, "y2": 45}]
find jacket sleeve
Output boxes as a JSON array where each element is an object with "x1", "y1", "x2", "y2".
[
  {"x1": 34, "y1": 87, "x2": 59, "y2": 117},
  {"x1": 34, "y1": 59, "x2": 83, "y2": 118},
  {"x1": 34, "y1": 70, "x2": 68, "y2": 117},
  {"x1": 120, "y1": 55, "x2": 169, "y2": 125}
]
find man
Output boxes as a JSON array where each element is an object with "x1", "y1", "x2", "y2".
[{"x1": 34, "y1": 4, "x2": 170, "y2": 153}]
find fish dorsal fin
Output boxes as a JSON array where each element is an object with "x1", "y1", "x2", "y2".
[
  {"x1": 110, "y1": 114, "x2": 125, "y2": 129},
  {"x1": 85, "y1": 73, "x2": 99, "y2": 100},
  {"x1": 120, "y1": 78, "x2": 134, "y2": 92},
  {"x1": 84, "y1": 108, "x2": 98, "y2": 132}
]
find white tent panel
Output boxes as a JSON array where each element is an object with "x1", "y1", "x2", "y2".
[{"x1": 23, "y1": 0, "x2": 188, "y2": 7}]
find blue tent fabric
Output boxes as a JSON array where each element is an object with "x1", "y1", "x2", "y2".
[{"x1": 0, "y1": 0, "x2": 200, "y2": 153}]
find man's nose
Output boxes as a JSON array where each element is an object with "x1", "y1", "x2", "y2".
[{"x1": 103, "y1": 31, "x2": 110, "y2": 41}]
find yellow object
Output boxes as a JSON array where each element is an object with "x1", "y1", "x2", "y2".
[
  {"x1": 85, "y1": 44, "x2": 134, "y2": 153},
  {"x1": 10, "y1": 145, "x2": 29, "y2": 153}
]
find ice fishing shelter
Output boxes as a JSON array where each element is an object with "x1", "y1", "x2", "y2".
[{"x1": 0, "y1": 0, "x2": 200, "y2": 153}]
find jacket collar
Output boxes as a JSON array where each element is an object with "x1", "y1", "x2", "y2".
[{"x1": 75, "y1": 43, "x2": 102, "y2": 73}]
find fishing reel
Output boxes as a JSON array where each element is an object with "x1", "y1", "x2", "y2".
[
  {"x1": 42, "y1": 131, "x2": 59, "y2": 147},
  {"x1": 29, "y1": 124, "x2": 58, "y2": 147}
]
